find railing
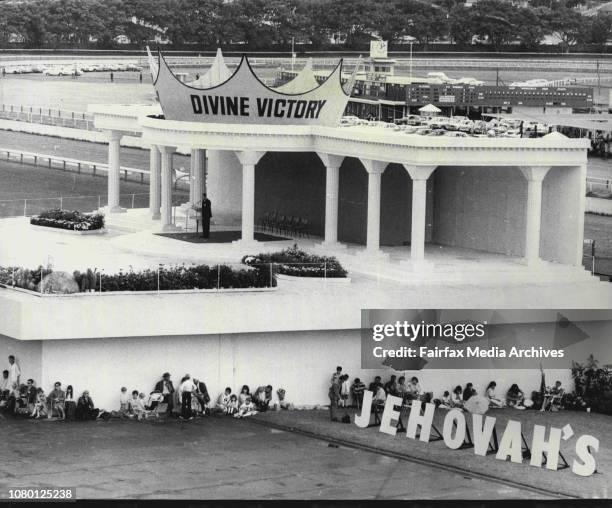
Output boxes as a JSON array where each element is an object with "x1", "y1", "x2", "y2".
[
  {"x1": 0, "y1": 147, "x2": 149, "y2": 183},
  {"x1": 0, "y1": 104, "x2": 96, "y2": 130},
  {"x1": 587, "y1": 176, "x2": 612, "y2": 192},
  {"x1": 0, "y1": 193, "x2": 154, "y2": 218}
]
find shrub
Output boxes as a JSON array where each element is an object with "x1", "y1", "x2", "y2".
[
  {"x1": 30, "y1": 209, "x2": 105, "y2": 231},
  {"x1": 0, "y1": 263, "x2": 271, "y2": 293},
  {"x1": 242, "y1": 244, "x2": 347, "y2": 278},
  {"x1": 569, "y1": 354, "x2": 612, "y2": 415}
]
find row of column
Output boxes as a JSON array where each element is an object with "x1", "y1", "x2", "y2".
[
  {"x1": 104, "y1": 130, "x2": 557, "y2": 266},
  {"x1": 105, "y1": 130, "x2": 207, "y2": 232}
]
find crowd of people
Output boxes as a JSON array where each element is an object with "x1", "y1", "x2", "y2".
[
  {"x1": 327, "y1": 366, "x2": 566, "y2": 421},
  {"x1": 0, "y1": 356, "x2": 293, "y2": 422}
]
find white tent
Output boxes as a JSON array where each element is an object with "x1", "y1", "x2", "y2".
[
  {"x1": 189, "y1": 48, "x2": 232, "y2": 88},
  {"x1": 274, "y1": 58, "x2": 319, "y2": 94},
  {"x1": 419, "y1": 103, "x2": 441, "y2": 116}
]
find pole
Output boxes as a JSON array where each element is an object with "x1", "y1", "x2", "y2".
[
  {"x1": 217, "y1": 264, "x2": 221, "y2": 290},
  {"x1": 291, "y1": 37, "x2": 295, "y2": 72},
  {"x1": 409, "y1": 43, "x2": 413, "y2": 82},
  {"x1": 157, "y1": 265, "x2": 161, "y2": 293}
]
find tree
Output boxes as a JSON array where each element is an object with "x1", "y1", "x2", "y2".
[
  {"x1": 514, "y1": 7, "x2": 546, "y2": 50},
  {"x1": 547, "y1": 7, "x2": 587, "y2": 50},
  {"x1": 586, "y1": 13, "x2": 612, "y2": 46},
  {"x1": 471, "y1": 0, "x2": 519, "y2": 49},
  {"x1": 448, "y1": 4, "x2": 473, "y2": 45}
]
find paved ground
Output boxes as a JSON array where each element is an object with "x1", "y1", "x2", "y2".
[
  {"x1": 0, "y1": 412, "x2": 547, "y2": 500},
  {"x1": 255, "y1": 408, "x2": 610, "y2": 500}
]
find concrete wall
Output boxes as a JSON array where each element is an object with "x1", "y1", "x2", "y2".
[
  {"x1": 433, "y1": 166, "x2": 527, "y2": 256},
  {"x1": 541, "y1": 166, "x2": 583, "y2": 265},
  {"x1": 0, "y1": 333, "x2": 42, "y2": 386},
  {"x1": 0, "y1": 330, "x2": 574, "y2": 412}
]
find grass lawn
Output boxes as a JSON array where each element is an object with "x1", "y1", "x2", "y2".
[{"x1": 254, "y1": 407, "x2": 610, "y2": 499}]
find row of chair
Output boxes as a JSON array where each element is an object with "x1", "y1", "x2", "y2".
[{"x1": 258, "y1": 211, "x2": 310, "y2": 237}]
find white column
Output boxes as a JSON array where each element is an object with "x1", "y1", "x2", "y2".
[
  {"x1": 234, "y1": 151, "x2": 265, "y2": 246},
  {"x1": 361, "y1": 159, "x2": 388, "y2": 254},
  {"x1": 149, "y1": 145, "x2": 161, "y2": 220},
  {"x1": 404, "y1": 165, "x2": 437, "y2": 263},
  {"x1": 160, "y1": 145, "x2": 177, "y2": 232},
  {"x1": 575, "y1": 164, "x2": 587, "y2": 267},
  {"x1": 316, "y1": 153, "x2": 344, "y2": 248},
  {"x1": 520, "y1": 166, "x2": 551, "y2": 265},
  {"x1": 106, "y1": 130, "x2": 125, "y2": 213},
  {"x1": 191, "y1": 148, "x2": 206, "y2": 203}
]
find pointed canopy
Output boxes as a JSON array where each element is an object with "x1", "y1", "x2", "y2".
[
  {"x1": 152, "y1": 50, "x2": 351, "y2": 127},
  {"x1": 274, "y1": 58, "x2": 320, "y2": 94},
  {"x1": 189, "y1": 48, "x2": 232, "y2": 88},
  {"x1": 419, "y1": 103, "x2": 441, "y2": 114}
]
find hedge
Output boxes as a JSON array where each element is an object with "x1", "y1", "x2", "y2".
[
  {"x1": 242, "y1": 245, "x2": 347, "y2": 278},
  {"x1": 30, "y1": 209, "x2": 105, "y2": 231}
]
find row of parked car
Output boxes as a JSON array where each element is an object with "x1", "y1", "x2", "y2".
[
  {"x1": 340, "y1": 115, "x2": 550, "y2": 138},
  {"x1": 3, "y1": 62, "x2": 142, "y2": 76}
]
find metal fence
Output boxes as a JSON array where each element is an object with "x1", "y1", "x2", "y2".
[
  {"x1": 0, "y1": 103, "x2": 96, "y2": 130},
  {"x1": 587, "y1": 176, "x2": 612, "y2": 193}
]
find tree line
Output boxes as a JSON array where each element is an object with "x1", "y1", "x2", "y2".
[{"x1": 0, "y1": 0, "x2": 610, "y2": 51}]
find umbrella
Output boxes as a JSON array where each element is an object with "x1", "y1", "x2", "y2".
[
  {"x1": 419, "y1": 104, "x2": 441, "y2": 116},
  {"x1": 464, "y1": 395, "x2": 490, "y2": 415}
]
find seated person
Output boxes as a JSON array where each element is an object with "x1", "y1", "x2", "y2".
[
  {"x1": 48, "y1": 381, "x2": 65, "y2": 420},
  {"x1": 0, "y1": 370, "x2": 9, "y2": 405},
  {"x1": 351, "y1": 378, "x2": 366, "y2": 408},
  {"x1": 134, "y1": 392, "x2": 151, "y2": 420},
  {"x1": 226, "y1": 394, "x2": 239, "y2": 415},
  {"x1": 506, "y1": 383, "x2": 526, "y2": 409},
  {"x1": 30, "y1": 388, "x2": 47, "y2": 419},
  {"x1": 383, "y1": 375, "x2": 398, "y2": 396},
  {"x1": 193, "y1": 378, "x2": 211, "y2": 415},
  {"x1": 76, "y1": 390, "x2": 99, "y2": 420},
  {"x1": 395, "y1": 376, "x2": 408, "y2": 401},
  {"x1": 372, "y1": 383, "x2": 387, "y2": 408},
  {"x1": 238, "y1": 385, "x2": 251, "y2": 406},
  {"x1": 274, "y1": 388, "x2": 292, "y2": 410},
  {"x1": 216, "y1": 387, "x2": 232, "y2": 412},
  {"x1": 439, "y1": 390, "x2": 452, "y2": 409},
  {"x1": 253, "y1": 385, "x2": 273, "y2": 412},
  {"x1": 234, "y1": 395, "x2": 258, "y2": 418},
  {"x1": 451, "y1": 385, "x2": 464, "y2": 408},
  {"x1": 541, "y1": 380, "x2": 564, "y2": 412},
  {"x1": 485, "y1": 381, "x2": 505, "y2": 408},
  {"x1": 368, "y1": 376, "x2": 383, "y2": 393},
  {"x1": 463, "y1": 382, "x2": 477, "y2": 402},
  {"x1": 128, "y1": 390, "x2": 139, "y2": 417},
  {"x1": 26, "y1": 379, "x2": 37, "y2": 407}
]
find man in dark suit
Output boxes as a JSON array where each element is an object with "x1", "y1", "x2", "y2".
[
  {"x1": 201, "y1": 193, "x2": 212, "y2": 239},
  {"x1": 154, "y1": 372, "x2": 174, "y2": 414},
  {"x1": 193, "y1": 378, "x2": 210, "y2": 415}
]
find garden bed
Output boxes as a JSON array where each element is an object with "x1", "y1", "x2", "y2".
[
  {"x1": 275, "y1": 273, "x2": 351, "y2": 286},
  {"x1": 242, "y1": 245, "x2": 348, "y2": 279},
  {"x1": 29, "y1": 224, "x2": 107, "y2": 235},
  {"x1": 30, "y1": 208, "x2": 105, "y2": 231}
]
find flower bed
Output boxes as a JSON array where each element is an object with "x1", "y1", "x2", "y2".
[
  {"x1": 242, "y1": 245, "x2": 348, "y2": 278},
  {"x1": 0, "y1": 264, "x2": 272, "y2": 294},
  {"x1": 30, "y1": 209, "x2": 105, "y2": 231}
]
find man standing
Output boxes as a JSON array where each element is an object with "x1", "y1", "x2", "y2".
[
  {"x1": 200, "y1": 193, "x2": 212, "y2": 239},
  {"x1": 154, "y1": 372, "x2": 174, "y2": 414},
  {"x1": 7, "y1": 356, "x2": 20, "y2": 389},
  {"x1": 328, "y1": 377, "x2": 340, "y2": 422},
  {"x1": 179, "y1": 375, "x2": 195, "y2": 420}
]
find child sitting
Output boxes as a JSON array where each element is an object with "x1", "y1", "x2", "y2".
[
  {"x1": 226, "y1": 394, "x2": 239, "y2": 415},
  {"x1": 128, "y1": 390, "x2": 140, "y2": 418},
  {"x1": 30, "y1": 388, "x2": 47, "y2": 419},
  {"x1": 216, "y1": 387, "x2": 232, "y2": 413},
  {"x1": 234, "y1": 395, "x2": 258, "y2": 418},
  {"x1": 134, "y1": 392, "x2": 150, "y2": 420},
  {"x1": 485, "y1": 381, "x2": 505, "y2": 408}
]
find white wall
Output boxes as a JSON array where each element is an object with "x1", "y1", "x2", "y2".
[
  {"x1": 2, "y1": 330, "x2": 572, "y2": 412},
  {"x1": 433, "y1": 166, "x2": 527, "y2": 256}
]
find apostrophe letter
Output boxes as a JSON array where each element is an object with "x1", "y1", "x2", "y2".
[
  {"x1": 379, "y1": 395, "x2": 403, "y2": 437},
  {"x1": 354, "y1": 390, "x2": 373, "y2": 428},
  {"x1": 572, "y1": 435, "x2": 599, "y2": 476},
  {"x1": 191, "y1": 95, "x2": 202, "y2": 114}
]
